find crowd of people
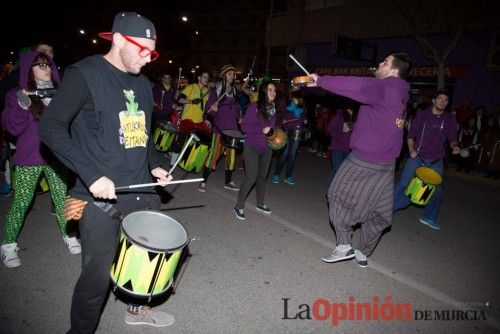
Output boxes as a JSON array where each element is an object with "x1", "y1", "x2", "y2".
[{"x1": 0, "y1": 9, "x2": 499, "y2": 334}]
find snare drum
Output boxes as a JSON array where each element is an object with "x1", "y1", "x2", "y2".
[
  {"x1": 291, "y1": 75, "x2": 313, "y2": 87},
  {"x1": 221, "y1": 130, "x2": 245, "y2": 149},
  {"x1": 153, "y1": 122, "x2": 178, "y2": 152},
  {"x1": 178, "y1": 131, "x2": 211, "y2": 173},
  {"x1": 286, "y1": 126, "x2": 311, "y2": 142},
  {"x1": 110, "y1": 211, "x2": 188, "y2": 298}
]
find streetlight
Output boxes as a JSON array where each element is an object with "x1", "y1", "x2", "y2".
[{"x1": 181, "y1": 16, "x2": 188, "y2": 22}]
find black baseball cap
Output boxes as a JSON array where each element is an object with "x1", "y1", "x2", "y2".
[{"x1": 99, "y1": 11, "x2": 157, "y2": 41}]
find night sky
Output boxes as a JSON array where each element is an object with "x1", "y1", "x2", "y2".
[{"x1": 2, "y1": 1, "x2": 182, "y2": 67}]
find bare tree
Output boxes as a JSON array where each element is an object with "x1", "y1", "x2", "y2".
[{"x1": 394, "y1": 0, "x2": 479, "y2": 89}]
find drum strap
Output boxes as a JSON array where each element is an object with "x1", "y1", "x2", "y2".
[{"x1": 93, "y1": 201, "x2": 122, "y2": 219}]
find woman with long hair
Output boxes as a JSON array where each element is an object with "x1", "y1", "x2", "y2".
[{"x1": 234, "y1": 81, "x2": 283, "y2": 220}]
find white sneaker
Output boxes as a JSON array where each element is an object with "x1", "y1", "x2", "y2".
[
  {"x1": 63, "y1": 235, "x2": 81, "y2": 255},
  {"x1": 125, "y1": 306, "x2": 175, "y2": 327},
  {"x1": 1, "y1": 243, "x2": 21, "y2": 268}
]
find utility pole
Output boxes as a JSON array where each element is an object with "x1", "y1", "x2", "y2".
[{"x1": 265, "y1": 0, "x2": 274, "y2": 75}]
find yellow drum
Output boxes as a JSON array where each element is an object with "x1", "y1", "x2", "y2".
[
  {"x1": 110, "y1": 211, "x2": 188, "y2": 298},
  {"x1": 404, "y1": 167, "x2": 442, "y2": 206},
  {"x1": 153, "y1": 122, "x2": 178, "y2": 152}
]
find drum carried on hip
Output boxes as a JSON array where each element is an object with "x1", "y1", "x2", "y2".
[
  {"x1": 153, "y1": 121, "x2": 178, "y2": 152},
  {"x1": 178, "y1": 131, "x2": 211, "y2": 173},
  {"x1": 221, "y1": 130, "x2": 245, "y2": 150},
  {"x1": 267, "y1": 128, "x2": 288, "y2": 150},
  {"x1": 404, "y1": 166, "x2": 443, "y2": 206},
  {"x1": 110, "y1": 211, "x2": 188, "y2": 298},
  {"x1": 286, "y1": 126, "x2": 311, "y2": 142}
]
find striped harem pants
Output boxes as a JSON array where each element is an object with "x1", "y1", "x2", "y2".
[{"x1": 327, "y1": 153, "x2": 395, "y2": 256}]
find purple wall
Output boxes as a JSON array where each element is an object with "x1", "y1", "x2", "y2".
[{"x1": 304, "y1": 30, "x2": 500, "y2": 113}]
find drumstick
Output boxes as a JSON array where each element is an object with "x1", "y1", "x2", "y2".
[
  {"x1": 115, "y1": 178, "x2": 204, "y2": 190},
  {"x1": 168, "y1": 132, "x2": 199, "y2": 175},
  {"x1": 288, "y1": 54, "x2": 310, "y2": 76},
  {"x1": 282, "y1": 118, "x2": 299, "y2": 124},
  {"x1": 461, "y1": 144, "x2": 481, "y2": 151},
  {"x1": 206, "y1": 92, "x2": 227, "y2": 114}
]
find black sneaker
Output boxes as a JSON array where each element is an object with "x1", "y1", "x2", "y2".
[
  {"x1": 233, "y1": 207, "x2": 245, "y2": 220},
  {"x1": 256, "y1": 204, "x2": 271, "y2": 214}
]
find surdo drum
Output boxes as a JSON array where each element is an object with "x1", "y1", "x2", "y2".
[{"x1": 110, "y1": 211, "x2": 188, "y2": 298}]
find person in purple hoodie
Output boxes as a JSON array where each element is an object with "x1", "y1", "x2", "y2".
[
  {"x1": 393, "y1": 90, "x2": 460, "y2": 230},
  {"x1": 308, "y1": 52, "x2": 412, "y2": 267},
  {"x1": 1, "y1": 51, "x2": 80, "y2": 268},
  {"x1": 234, "y1": 81, "x2": 283, "y2": 220},
  {"x1": 152, "y1": 73, "x2": 177, "y2": 125},
  {"x1": 326, "y1": 105, "x2": 358, "y2": 189},
  {"x1": 200, "y1": 64, "x2": 242, "y2": 192}
]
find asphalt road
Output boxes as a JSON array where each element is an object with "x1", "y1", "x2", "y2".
[{"x1": 1, "y1": 149, "x2": 499, "y2": 333}]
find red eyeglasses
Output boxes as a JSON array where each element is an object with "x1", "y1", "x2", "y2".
[{"x1": 123, "y1": 35, "x2": 159, "y2": 61}]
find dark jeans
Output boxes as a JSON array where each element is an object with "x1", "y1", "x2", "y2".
[
  {"x1": 327, "y1": 149, "x2": 349, "y2": 190},
  {"x1": 274, "y1": 139, "x2": 299, "y2": 178},
  {"x1": 236, "y1": 146, "x2": 272, "y2": 209},
  {"x1": 68, "y1": 193, "x2": 160, "y2": 334}
]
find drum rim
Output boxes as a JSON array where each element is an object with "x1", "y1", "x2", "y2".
[{"x1": 121, "y1": 210, "x2": 189, "y2": 252}]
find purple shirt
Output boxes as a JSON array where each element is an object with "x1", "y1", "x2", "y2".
[
  {"x1": 152, "y1": 84, "x2": 176, "y2": 117},
  {"x1": 241, "y1": 103, "x2": 275, "y2": 152},
  {"x1": 206, "y1": 88, "x2": 240, "y2": 132},
  {"x1": 318, "y1": 75, "x2": 409, "y2": 163},
  {"x1": 328, "y1": 112, "x2": 352, "y2": 152},
  {"x1": 408, "y1": 108, "x2": 458, "y2": 160}
]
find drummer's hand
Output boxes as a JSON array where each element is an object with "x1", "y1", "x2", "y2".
[
  {"x1": 89, "y1": 176, "x2": 116, "y2": 200},
  {"x1": 152, "y1": 167, "x2": 173, "y2": 185},
  {"x1": 263, "y1": 126, "x2": 271, "y2": 134},
  {"x1": 451, "y1": 146, "x2": 461, "y2": 155},
  {"x1": 307, "y1": 74, "x2": 319, "y2": 87},
  {"x1": 409, "y1": 149, "x2": 418, "y2": 158},
  {"x1": 303, "y1": 119, "x2": 308, "y2": 125}
]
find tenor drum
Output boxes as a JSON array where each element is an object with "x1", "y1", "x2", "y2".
[
  {"x1": 404, "y1": 167, "x2": 443, "y2": 206},
  {"x1": 110, "y1": 211, "x2": 188, "y2": 298},
  {"x1": 286, "y1": 126, "x2": 311, "y2": 142},
  {"x1": 153, "y1": 122, "x2": 178, "y2": 152},
  {"x1": 178, "y1": 131, "x2": 211, "y2": 173},
  {"x1": 221, "y1": 130, "x2": 245, "y2": 149}
]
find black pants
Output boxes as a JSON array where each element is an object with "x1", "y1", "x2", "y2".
[
  {"x1": 68, "y1": 193, "x2": 160, "y2": 334},
  {"x1": 236, "y1": 146, "x2": 272, "y2": 209}
]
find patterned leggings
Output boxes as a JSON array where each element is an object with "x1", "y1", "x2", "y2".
[{"x1": 3, "y1": 165, "x2": 68, "y2": 244}]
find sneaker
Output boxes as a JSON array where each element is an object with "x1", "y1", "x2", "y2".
[
  {"x1": 0, "y1": 182, "x2": 12, "y2": 197},
  {"x1": 63, "y1": 235, "x2": 81, "y2": 255},
  {"x1": 419, "y1": 217, "x2": 441, "y2": 230},
  {"x1": 256, "y1": 204, "x2": 272, "y2": 214},
  {"x1": 284, "y1": 177, "x2": 296, "y2": 185},
  {"x1": 354, "y1": 249, "x2": 368, "y2": 267},
  {"x1": 233, "y1": 207, "x2": 245, "y2": 220},
  {"x1": 125, "y1": 306, "x2": 175, "y2": 327},
  {"x1": 1, "y1": 243, "x2": 21, "y2": 268},
  {"x1": 322, "y1": 246, "x2": 355, "y2": 263},
  {"x1": 272, "y1": 175, "x2": 280, "y2": 184},
  {"x1": 224, "y1": 182, "x2": 239, "y2": 191},
  {"x1": 198, "y1": 182, "x2": 206, "y2": 192}
]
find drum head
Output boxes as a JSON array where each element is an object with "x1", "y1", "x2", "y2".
[
  {"x1": 193, "y1": 130, "x2": 211, "y2": 144},
  {"x1": 122, "y1": 211, "x2": 188, "y2": 252},
  {"x1": 415, "y1": 167, "x2": 442, "y2": 185},
  {"x1": 165, "y1": 122, "x2": 179, "y2": 132},
  {"x1": 223, "y1": 130, "x2": 244, "y2": 138}
]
